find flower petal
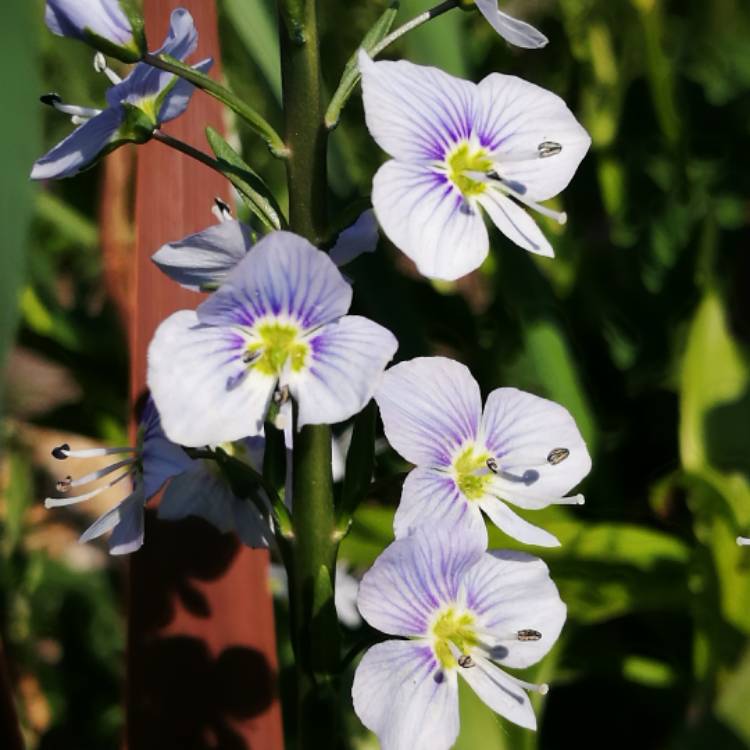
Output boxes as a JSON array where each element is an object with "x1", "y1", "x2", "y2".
[
  {"x1": 30, "y1": 106, "x2": 124, "y2": 180},
  {"x1": 352, "y1": 640, "x2": 460, "y2": 750},
  {"x1": 288, "y1": 315, "x2": 398, "y2": 430},
  {"x1": 476, "y1": 73, "x2": 590, "y2": 201},
  {"x1": 477, "y1": 191, "x2": 553, "y2": 257},
  {"x1": 80, "y1": 487, "x2": 144, "y2": 555},
  {"x1": 196, "y1": 231, "x2": 352, "y2": 331},
  {"x1": 459, "y1": 655, "x2": 537, "y2": 731},
  {"x1": 373, "y1": 160, "x2": 489, "y2": 280},
  {"x1": 45, "y1": 0, "x2": 134, "y2": 46},
  {"x1": 358, "y1": 524, "x2": 485, "y2": 637},
  {"x1": 463, "y1": 550, "x2": 565, "y2": 668},
  {"x1": 375, "y1": 356, "x2": 482, "y2": 468},
  {"x1": 480, "y1": 387, "x2": 591, "y2": 508},
  {"x1": 479, "y1": 496, "x2": 560, "y2": 547},
  {"x1": 106, "y1": 9, "x2": 201, "y2": 112},
  {"x1": 147, "y1": 309, "x2": 276, "y2": 446},
  {"x1": 394, "y1": 467, "x2": 486, "y2": 544},
  {"x1": 158, "y1": 57, "x2": 213, "y2": 123},
  {"x1": 475, "y1": 1, "x2": 548, "y2": 49},
  {"x1": 358, "y1": 50, "x2": 477, "y2": 162},
  {"x1": 328, "y1": 209, "x2": 379, "y2": 267},
  {"x1": 159, "y1": 464, "x2": 271, "y2": 547},
  {"x1": 151, "y1": 220, "x2": 253, "y2": 291}
]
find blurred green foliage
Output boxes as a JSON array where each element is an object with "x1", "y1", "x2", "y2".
[{"x1": 2, "y1": 0, "x2": 750, "y2": 748}]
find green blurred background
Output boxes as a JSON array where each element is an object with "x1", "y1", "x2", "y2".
[{"x1": 2, "y1": 0, "x2": 750, "y2": 747}]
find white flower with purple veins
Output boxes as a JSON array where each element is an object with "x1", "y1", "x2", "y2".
[
  {"x1": 46, "y1": 401, "x2": 269, "y2": 554},
  {"x1": 151, "y1": 206, "x2": 379, "y2": 292},
  {"x1": 148, "y1": 231, "x2": 398, "y2": 448},
  {"x1": 352, "y1": 524, "x2": 565, "y2": 748},
  {"x1": 375, "y1": 357, "x2": 591, "y2": 547},
  {"x1": 471, "y1": 0, "x2": 548, "y2": 49},
  {"x1": 45, "y1": 0, "x2": 147, "y2": 62},
  {"x1": 358, "y1": 51, "x2": 591, "y2": 280},
  {"x1": 32, "y1": 9, "x2": 211, "y2": 181}
]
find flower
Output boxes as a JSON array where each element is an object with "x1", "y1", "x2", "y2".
[
  {"x1": 358, "y1": 51, "x2": 590, "y2": 280},
  {"x1": 352, "y1": 524, "x2": 565, "y2": 747},
  {"x1": 469, "y1": 0, "x2": 548, "y2": 49},
  {"x1": 151, "y1": 205, "x2": 379, "y2": 292},
  {"x1": 148, "y1": 230, "x2": 398, "y2": 447},
  {"x1": 45, "y1": 0, "x2": 147, "y2": 62},
  {"x1": 375, "y1": 357, "x2": 590, "y2": 547},
  {"x1": 31, "y1": 9, "x2": 211, "y2": 181},
  {"x1": 46, "y1": 400, "x2": 269, "y2": 554}
]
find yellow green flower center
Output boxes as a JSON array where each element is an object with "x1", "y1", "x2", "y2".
[
  {"x1": 430, "y1": 607, "x2": 479, "y2": 669},
  {"x1": 446, "y1": 143, "x2": 493, "y2": 198},
  {"x1": 246, "y1": 321, "x2": 309, "y2": 377},
  {"x1": 453, "y1": 444, "x2": 491, "y2": 500}
]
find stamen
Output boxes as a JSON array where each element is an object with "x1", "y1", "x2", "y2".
[
  {"x1": 474, "y1": 625, "x2": 544, "y2": 644},
  {"x1": 242, "y1": 350, "x2": 260, "y2": 364},
  {"x1": 52, "y1": 444, "x2": 135, "y2": 460},
  {"x1": 538, "y1": 141, "x2": 562, "y2": 158},
  {"x1": 457, "y1": 654, "x2": 475, "y2": 668},
  {"x1": 556, "y1": 494, "x2": 585, "y2": 506},
  {"x1": 738, "y1": 537, "x2": 750, "y2": 546},
  {"x1": 495, "y1": 179, "x2": 567, "y2": 225},
  {"x1": 45, "y1": 470, "x2": 132, "y2": 508},
  {"x1": 65, "y1": 458, "x2": 137, "y2": 488},
  {"x1": 39, "y1": 93, "x2": 102, "y2": 121},
  {"x1": 486, "y1": 457, "x2": 499, "y2": 473},
  {"x1": 547, "y1": 447, "x2": 569, "y2": 465},
  {"x1": 212, "y1": 197, "x2": 233, "y2": 223},
  {"x1": 501, "y1": 670, "x2": 549, "y2": 696},
  {"x1": 93, "y1": 52, "x2": 123, "y2": 85}
]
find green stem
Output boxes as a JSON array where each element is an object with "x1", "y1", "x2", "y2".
[
  {"x1": 370, "y1": 0, "x2": 460, "y2": 58},
  {"x1": 153, "y1": 129, "x2": 224, "y2": 171},
  {"x1": 143, "y1": 52, "x2": 289, "y2": 158},
  {"x1": 278, "y1": 1, "x2": 340, "y2": 747}
]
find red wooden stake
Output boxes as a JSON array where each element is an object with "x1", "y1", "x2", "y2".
[{"x1": 122, "y1": 2, "x2": 284, "y2": 747}]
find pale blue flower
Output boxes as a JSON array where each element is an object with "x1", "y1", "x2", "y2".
[
  {"x1": 358, "y1": 51, "x2": 590, "y2": 280},
  {"x1": 151, "y1": 208, "x2": 379, "y2": 292},
  {"x1": 32, "y1": 9, "x2": 211, "y2": 181},
  {"x1": 45, "y1": 0, "x2": 147, "y2": 62},
  {"x1": 148, "y1": 231, "x2": 398, "y2": 448},
  {"x1": 352, "y1": 524, "x2": 566, "y2": 748},
  {"x1": 46, "y1": 400, "x2": 268, "y2": 554},
  {"x1": 375, "y1": 357, "x2": 591, "y2": 547}
]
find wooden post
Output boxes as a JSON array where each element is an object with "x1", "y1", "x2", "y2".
[{"x1": 119, "y1": 2, "x2": 284, "y2": 747}]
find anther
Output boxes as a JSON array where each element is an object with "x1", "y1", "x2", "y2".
[
  {"x1": 52, "y1": 444, "x2": 70, "y2": 460},
  {"x1": 40, "y1": 93, "x2": 63, "y2": 107},
  {"x1": 242, "y1": 350, "x2": 259, "y2": 364},
  {"x1": 93, "y1": 52, "x2": 122, "y2": 84},
  {"x1": 273, "y1": 385, "x2": 290, "y2": 405},
  {"x1": 538, "y1": 141, "x2": 562, "y2": 158},
  {"x1": 457, "y1": 654, "x2": 475, "y2": 669},
  {"x1": 212, "y1": 197, "x2": 232, "y2": 223},
  {"x1": 517, "y1": 629, "x2": 542, "y2": 642},
  {"x1": 56, "y1": 476, "x2": 73, "y2": 493},
  {"x1": 547, "y1": 448, "x2": 569, "y2": 465},
  {"x1": 486, "y1": 457, "x2": 499, "y2": 473}
]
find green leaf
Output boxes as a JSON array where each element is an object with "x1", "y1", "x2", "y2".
[
  {"x1": 0, "y1": 0, "x2": 40, "y2": 413},
  {"x1": 222, "y1": 0, "x2": 282, "y2": 102},
  {"x1": 325, "y1": 1, "x2": 400, "y2": 129},
  {"x1": 205, "y1": 126, "x2": 284, "y2": 230}
]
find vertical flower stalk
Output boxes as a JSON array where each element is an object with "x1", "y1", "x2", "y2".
[{"x1": 278, "y1": 1, "x2": 339, "y2": 747}]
